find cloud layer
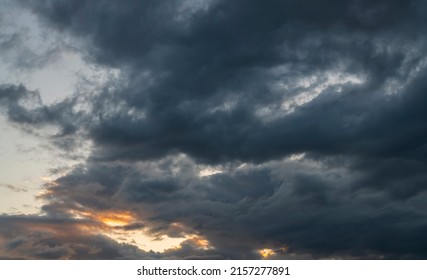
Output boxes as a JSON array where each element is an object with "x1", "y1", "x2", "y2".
[{"x1": 1, "y1": 0, "x2": 427, "y2": 259}]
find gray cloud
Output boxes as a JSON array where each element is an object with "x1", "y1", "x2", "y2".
[
  {"x1": 0, "y1": 214, "x2": 237, "y2": 259},
  {"x1": 17, "y1": 0, "x2": 426, "y2": 164},
  {"x1": 0, "y1": 2, "x2": 67, "y2": 71},
  {"x1": 0, "y1": 184, "x2": 28, "y2": 193},
  {"x1": 32, "y1": 156, "x2": 427, "y2": 259},
  {"x1": 0, "y1": 0, "x2": 426, "y2": 259}
]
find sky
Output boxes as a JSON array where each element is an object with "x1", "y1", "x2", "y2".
[{"x1": 0, "y1": 0, "x2": 427, "y2": 260}]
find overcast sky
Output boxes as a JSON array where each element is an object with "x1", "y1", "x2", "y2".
[{"x1": 1, "y1": 0, "x2": 427, "y2": 259}]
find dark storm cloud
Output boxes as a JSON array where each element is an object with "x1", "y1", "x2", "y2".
[
  {"x1": 20, "y1": 0, "x2": 427, "y2": 164},
  {"x1": 3, "y1": 0, "x2": 426, "y2": 259},
  {"x1": 34, "y1": 157, "x2": 427, "y2": 259}
]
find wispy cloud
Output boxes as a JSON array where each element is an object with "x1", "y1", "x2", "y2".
[{"x1": 0, "y1": 184, "x2": 28, "y2": 193}]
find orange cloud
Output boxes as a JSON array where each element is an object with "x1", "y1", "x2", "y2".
[
  {"x1": 94, "y1": 211, "x2": 135, "y2": 227},
  {"x1": 66, "y1": 209, "x2": 136, "y2": 228},
  {"x1": 259, "y1": 248, "x2": 276, "y2": 258},
  {"x1": 188, "y1": 235, "x2": 212, "y2": 250}
]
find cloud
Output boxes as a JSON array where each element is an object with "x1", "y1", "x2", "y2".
[
  {"x1": 0, "y1": 214, "x2": 238, "y2": 259},
  {"x1": 16, "y1": 0, "x2": 426, "y2": 164},
  {"x1": 0, "y1": 215, "x2": 122, "y2": 259},
  {"x1": 0, "y1": 0, "x2": 426, "y2": 259},
  {"x1": 0, "y1": 184, "x2": 28, "y2": 193},
  {"x1": 0, "y1": 2, "x2": 68, "y2": 71},
  {"x1": 30, "y1": 155, "x2": 427, "y2": 259}
]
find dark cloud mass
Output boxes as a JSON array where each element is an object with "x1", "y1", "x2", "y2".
[{"x1": 1, "y1": 0, "x2": 427, "y2": 259}]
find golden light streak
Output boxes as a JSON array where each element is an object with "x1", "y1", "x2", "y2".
[
  {"x1": 187, "y1": 235, "x2": 212, "y2": 250},
  {"x1": 259, "y1": 248, "x2": 276, "y2": 258},
  {"x1": 94, "y1": 211, "x2": 134, "y2": 227},
  {"x1": 67, "y1": 209, "x2": 136, "y2": 227},
  {"x1": 67, "y1": 209, "x2": 188, "y2": 252}
]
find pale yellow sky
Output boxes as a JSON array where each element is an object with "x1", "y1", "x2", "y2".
[{"x1": 0, "y1": 116, "x2": 46, "y2": 214}]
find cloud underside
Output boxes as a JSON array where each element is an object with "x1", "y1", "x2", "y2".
[{"x1": 1, "y1": 0, "x2": 427, "y2": 259}]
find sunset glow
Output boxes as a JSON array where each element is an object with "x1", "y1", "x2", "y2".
[
  {"x1": 259, "y1": 248, "x2": 276, "y2": 259},
  {"x1": 95, "y1": 211, "x2": 135, "y2": 227},
  {"x1": 188, "y1": 235, "x2": 213, "y2": 250}
]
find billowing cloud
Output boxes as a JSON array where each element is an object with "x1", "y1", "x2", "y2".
[
  {"x1": 0, "y1": 213, "x2": 232, "y2": 259},
  {"x1": 0, "y1": 0, "x2": 426, "y2": 259}
]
